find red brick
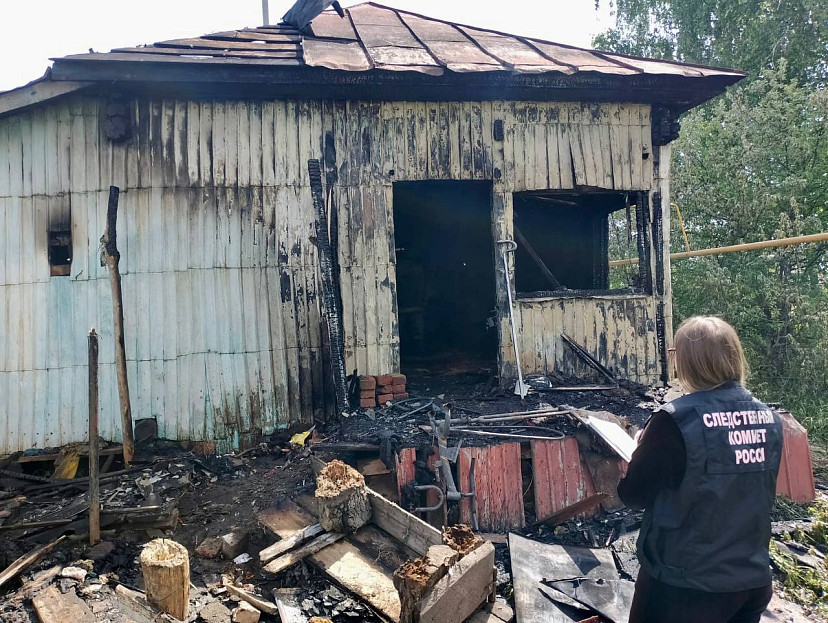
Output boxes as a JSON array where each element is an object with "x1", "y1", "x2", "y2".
[
  {"x1": 359, "y1": 398, "x2": 377, "y2": 408},
  {"x1": 390, "y1": 384, "x2": 406, "y2": 393},
  {"x1": 360, "y1": 389, "x2": 376, "y2": 399},
  {"x1": 391, "y1": 374, "x2": 407, "y2": 385},
  {"x1": 393, "y1": 392, "x2": 409, "y2": 400},
  {"x1": 375, "y1": 374, "x2": 393, "y2": 386},
  {"x1": 376, "y1": 393, "x2": 393, "y2": 404},
  {"x1": 378, "y1": 384, "x2": 393, "y2": 394},
  {"x1": 359, "y1": 376, "x2": 377, "y2": 390}
]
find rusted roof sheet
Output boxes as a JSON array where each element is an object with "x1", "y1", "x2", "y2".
[{"x1": 50, "y1": 1, "x2": 745, "y2": 81}]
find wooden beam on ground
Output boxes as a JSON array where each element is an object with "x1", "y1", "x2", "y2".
[
  {"x1": 263, "y1": 531, "x2": 344, "y2": 575},
  {"x1": 222, "y1": 575, "x2": 278, "y2": 615},
  {"x1": 0, "y1": 535, "x2": 67, "y2": 589},
  {"x1": 418, "y1": 542, "x2": 496, "y2": 623},
  {"x1": 531, "y1": 493, "x2": 609, "y2": 527},
  {"x1": 367, "y1": 489, "x2": 442, "y2": 556},
  {"x1": 32, "y1": 584, "x2": 95, "y2": 623},
  {"x1": 273, "y1": 588, "x2": 308, "y2": 623},
  {"x1": 259, "y1": 523, "x2": 324, "y2": 564}
]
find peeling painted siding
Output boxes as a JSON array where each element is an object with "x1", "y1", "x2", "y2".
[
  {"x1": 515, "y1": 295, "x2": 661, "y2": 385},
  {"x1": 0, "y1": 94, "x2": 666, "y2": 453}
]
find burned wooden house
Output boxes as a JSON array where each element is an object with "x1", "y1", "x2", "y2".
[{"x1": 0, "y1": 2, "x2": 744, "y2": 454}]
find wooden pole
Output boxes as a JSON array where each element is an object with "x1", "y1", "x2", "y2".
[
  {"x1": 88, "y1": 328, "x2": 100, "y2": 546},
  {"x1": 610, "y1": 231, "x2": 828, "y2": 267},
  {"x1": 100, "y1": 186, "x2": 135, "y2": 465}
]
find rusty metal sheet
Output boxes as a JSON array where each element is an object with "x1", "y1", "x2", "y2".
[
  {"x1": 421, "y1": 40, "x2": 503, "y2": 67},
  {"x1": 530, "y1": 42, "x2": 640, "y2": 75},
  {"x1": 444, "y1": 62, "x2": 503, "y2": 73},
  {"x1": 459, "y1": 27, "x2": 571, "y2": 71},
  {"x1": 399, "y1": 13, "x2": 470, "y2": 42},
  {"x1": 202, "y1": 29, "x2": 303, "y2": 43},
  {"x1": 303, "y1": 40, "x2": 371, "y2": 71},
  {"x1": 348, "y1": 3, "x2": 408, "y2": 26},
  {"x1": 375, "y1": 64, "x2": 444, "y2": 76},
  {"x1": 309, "y1": 11, "x2": 359, "y2": 40},
  {"x1": 367, "y1": 46, "x2": 440, "y2": 68},
  {"x1": 151, "y1": 37, "x2": 293, "y2": 51},
  {"x1": 350, "y1": 24, "x2": 422, "y2": 49},
  {"x1": 604, "y1": 54, "x2": 705, "y2": 77}
]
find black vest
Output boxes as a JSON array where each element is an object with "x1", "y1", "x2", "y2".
[{"x1": 637, "y1": 381, "x2": 783, "y2": 592}]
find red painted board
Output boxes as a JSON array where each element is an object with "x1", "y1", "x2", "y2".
[
  {"x1": 459, "y1": 442, "x2": 525, "y2": 532},
  {"x1": 531, "y1": 437, "x2": 598, "y2": 522},
  {"x1": 396, "y1": 447, "x2": 417, "y2": 498},
  {"x1": 776, "y1": 411, "x2": 816, "y2": 503}
]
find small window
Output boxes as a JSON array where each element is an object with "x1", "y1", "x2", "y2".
[
  {"x1": 48, "y1": 229, "x2": 72, "y2": 276},
  {"x1": 513, "y1": 190, "x2": 651, "y2": 297}
]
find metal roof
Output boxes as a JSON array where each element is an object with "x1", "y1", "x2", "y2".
[{"x1": 55, "y1": 2, "x2": 744, "y2": 80}]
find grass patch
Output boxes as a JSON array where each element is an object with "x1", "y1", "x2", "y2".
[{"x1": 771, "y1": 499, "x2": 828, "y2": 617}]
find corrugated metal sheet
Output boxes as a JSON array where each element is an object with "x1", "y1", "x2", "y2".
[
  {"x1": 52, "y1": 2, "x2": 744, "y2": 81},
  {"x1": 0, "y1": 95, "x2": 665, "y2": 453}
]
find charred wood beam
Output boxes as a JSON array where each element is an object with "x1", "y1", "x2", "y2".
[
  {"x1": 513, "y1": 225, "x2": 563, "y2": 290},
  {"x1": 308, "y1": 159, "x2": 349, "y2": 418}
]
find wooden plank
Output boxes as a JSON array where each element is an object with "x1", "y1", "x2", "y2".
[
  {"x1": 312, "y1": 538, "x2": 402, "y2": 622},
  {"x1": 459, "y1": 443, "x2": 524, "y2": 532},
  {"x1": 273, "y1": 589, "x2": 308, "y2": 623},
  {"x1": 263, "y1": 531, "x2": 344, "y2": 575},
  {"x1": 533, "y1": 492, "x2": 609, "y2": 526},
  {"x1": 222, "y1": 576, "x2": 278, "y2": 615},
  {"x1": 0, "y1": 81, "x2": 91, "y2": 118},
  {"x1": 259, "y1": 523, "x2": 324, "y2": 564},
  {"x1": 418, "y1": 541, "x2": 495, "y2": 623},
  {"x1": 258, "y1": 497, "x2": 406, "y2": 622},
  {"x1": 0, "y1": 535, "x2": 67, "y2": 589},
  {"x1": 32, "y1": 584, "x2": 95, "y2": 623},
  {"x1": 367, "y1": 488, "x2": 442, "y2": 556}
]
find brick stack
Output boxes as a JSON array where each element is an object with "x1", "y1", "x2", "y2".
[{"x1": 358, "y1": 374, "x2": 408, "y2": 408}]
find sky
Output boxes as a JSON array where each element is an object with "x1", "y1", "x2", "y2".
[{"x1": 0, "y1": 0, "x2": 616, "y2": 92}]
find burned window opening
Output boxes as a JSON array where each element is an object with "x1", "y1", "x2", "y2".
[
  {"x1": 514, "y1": 190, "x2": 653, "y2": 298},
  {"x1": 48, "y1": 229, "x2": 72, "y2": 277},
  {"x1": 393, "y1": 181, "x2": 497, "y2": 374}
]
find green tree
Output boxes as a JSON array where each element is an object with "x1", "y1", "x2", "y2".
[
  {"x1": 594, "y1": 0, "x2": 828, "y2": 82},
  {"x1": 672, "y1": 67, "x2": 828, "y2": 431}
]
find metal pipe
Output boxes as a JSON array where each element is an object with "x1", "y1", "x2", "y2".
[
  {"x1": 262, "y1": 0, "x2": 270, "y2": 25},
  {"x1": 497, "y1": 239, "x2": 528, "y2": 398},
  {"x1": 610, "y1": 231, "x2": 828, "y2": 267}
]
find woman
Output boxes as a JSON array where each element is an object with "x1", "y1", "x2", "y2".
[{"x1": 618, "y1": 316, "x2": 784, "y2": 623}]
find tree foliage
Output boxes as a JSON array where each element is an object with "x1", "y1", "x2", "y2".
[
  {"x1": 594, "y1": 0, "x2": 828, "y2": 82},
  {"x1": 594, "y1": 2, "x2": 828, "y2": 433},
  {"x1": 670, "y1": 67, "x2": 828, "y2": 424}
]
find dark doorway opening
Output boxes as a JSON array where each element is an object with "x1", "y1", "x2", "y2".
[{"x1": 393, "y1": 181, "x2": 497, "y2": 374}]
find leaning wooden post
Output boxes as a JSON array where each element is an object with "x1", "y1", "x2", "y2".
[
  {"x1": 88, "y1": 328, "x2": 100, "y2": 546},
  {"x1": 100, "y1": 186, "x2": 135, "y2": 465}
]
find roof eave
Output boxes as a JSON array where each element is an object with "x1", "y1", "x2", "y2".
[{"x1": 47, "y1": 57, "x2": 741, "y2": 110}]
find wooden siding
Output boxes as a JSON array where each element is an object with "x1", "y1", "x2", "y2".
[
  {"x1": 515, "y1": 295, "x2": 661, "y2": 385},
  {"x1": 531, "y1": 438, "x2": 598, "y2": 521},
  {"x1": 458, "y1": 443, "x2": 525, "y2": 532},
  {"x1": 0, "y1": 94, "x2": 660, "y2": 453}
]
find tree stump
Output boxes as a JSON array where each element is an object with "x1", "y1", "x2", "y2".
[
  {"x1": 315, "y1": 460, "x2": 372, "y2": 533},
  {"x1": 139, "y1": 539, "x2": 190, "y2": 620}
]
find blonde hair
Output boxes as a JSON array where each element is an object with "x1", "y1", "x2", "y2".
[{"x1": 674, "y1": 316, "x2": 748, "y2": 393}]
